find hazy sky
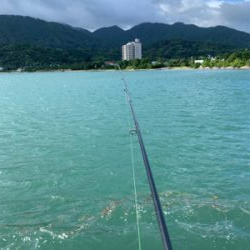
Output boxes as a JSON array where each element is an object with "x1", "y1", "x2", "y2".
[{"x1": 1, "y1": 0, "x2": 250, "y2": 33}]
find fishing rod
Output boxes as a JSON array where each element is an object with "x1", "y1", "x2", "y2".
[{"x1": 114, "y1": 63, "x2": 173, "y2": 250}]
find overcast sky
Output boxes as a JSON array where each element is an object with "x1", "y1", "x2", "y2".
[{"x1": 1, "y1": 0, "x2": 250, "y2": 33}]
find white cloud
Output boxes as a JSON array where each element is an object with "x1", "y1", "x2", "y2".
[
  {"x1": 207, "y1": 1, "x2": 223, "y2": 8},
  {"x1": 0, "y1": 0, "x2": 249, "y2": 33}
]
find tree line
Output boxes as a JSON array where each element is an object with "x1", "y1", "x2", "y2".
[{"x1": 0, "y1": 43, "x2": 249, "y2": 72}]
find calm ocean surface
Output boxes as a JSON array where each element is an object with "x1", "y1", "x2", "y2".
[{"x1": 0, "y1": 70, "x2": 249, "y2": 250}]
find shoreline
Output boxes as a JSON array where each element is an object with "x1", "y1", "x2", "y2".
[{"x1": 0, "y1": 66, "x2": 250, "y2": 74}]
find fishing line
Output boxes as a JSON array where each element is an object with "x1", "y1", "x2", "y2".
[
  {"x1": 114, "y1": 63, "x2": 173, "y2": 250},
  {"x1": 122, "y1": 72, "x2": 142, "y2": 250}
]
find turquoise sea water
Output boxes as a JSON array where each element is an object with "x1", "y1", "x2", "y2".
[{"x1": 0, "y1": 70, "x2": 249, "y2": 250}]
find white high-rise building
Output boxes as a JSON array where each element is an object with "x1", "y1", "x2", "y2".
[
  {"x1": 122, "y1": 42, "x2": 134, "y2": 61},
  {"x1": 134, "y1": 38, "x2": 142, "y2": 59},
  {"x1": 122, "y1": 39, "x2": 142, "y2": 61}
]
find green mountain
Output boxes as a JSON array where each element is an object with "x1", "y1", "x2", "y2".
[
  {"x1": 1, "y1": 15, "x2": 250, "y2": 49},
  {"x1": 93, "y1": 25, "x2": 128, "y2": 48},
  {"x1": 0, "y1": 15, "x2": 250, "y2": 70},
  {"x1": 144, "y1": 40, "x2": 236, "y2": 59},
  {"x1": 0, "y1": 15, "x2": 99, "y2": 48},
  {"x1": 95, "y1": 22, "x2": 250, "y2": 48}
]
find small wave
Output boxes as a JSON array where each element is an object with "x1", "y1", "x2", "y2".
[
  {"x1": 240, "y1": 206, "x2": 250, "y2": 215},
  {"x1": 39, "y1": 227, "x2": 69, "y2": 240}
]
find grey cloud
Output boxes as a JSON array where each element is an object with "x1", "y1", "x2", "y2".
[
  {"x1": 220, "y1": 1, "x2": 250, "y2": 32},
  {"x1": 0, "y1": 0, "x2": 163, "y2": 29},
  {"x1": 0, "y1": 0, "x2": 249, "y2": 33},
  {"x1": 154, "y1": 0, "x2": 222, "y2": 26}
]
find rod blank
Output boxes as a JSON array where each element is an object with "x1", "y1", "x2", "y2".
[{"x1": 118, "y1": 65, "x2": 173, "y2": 250}]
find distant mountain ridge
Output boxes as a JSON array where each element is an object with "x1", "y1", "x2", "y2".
[
  {"x1": 0, "y1": 15, "x2": 99, "y2": 48},
  {"x1": 0, "y1": 15, "x2": 250, "y2": 49}
]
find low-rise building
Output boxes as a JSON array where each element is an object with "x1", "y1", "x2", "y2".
[{"x1": 194, "y1": 59, "x2": 204, "y2": 64}]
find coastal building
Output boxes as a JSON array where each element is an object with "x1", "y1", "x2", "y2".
[
  {"x1": 194, "y1": 59, "x2": 204, "y2": 64},
  {"x1": 122, "y1": 39, "x2": 142, "y2": 61}
]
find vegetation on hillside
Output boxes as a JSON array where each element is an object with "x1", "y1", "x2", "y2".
[
  {"x1": 0, "y1": 42, "x2": 249, "y2": 72},
  {"x1": 0, "y1": 15, "x2": 96, "y2": 48},
  {"x1": 201, "y1": 50, "x2": 250, "y2": 68},
  {"x1": 143, "y1": 40, "x2": 236, "y2": 60},
  {"x1": 95, "y1": 22, "x2": 250, "y2": 48},
  {"x1": 0, "y1": 15, "x2": 250, "y2": 72},
  {"x1": 0, "y1": 44, "x2": 120, "y2": 71},
  {"x1": 119, "y1": 50, "x2": 250, "y2": 70},
  {"x1": 1, "y1": 15, "x2": 250, "y2": 49}
]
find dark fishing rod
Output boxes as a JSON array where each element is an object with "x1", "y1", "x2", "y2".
[{"x1": 115, "y1": 64, "x2": 173, "y2": 250}]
